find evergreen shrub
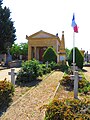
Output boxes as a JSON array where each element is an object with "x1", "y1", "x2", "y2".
[
  {"x1": 0, "y1": 79, "x2": 14, "y2": 109},
  {"x1": 44, "y1": 99, "x2": 90, "y2": 120},
  {"x1": 43, "y1": 47, "x2": 57, "y2": 63},
  {"x1": 68, "y1": 47, "x2": 84, "y2": 69}
]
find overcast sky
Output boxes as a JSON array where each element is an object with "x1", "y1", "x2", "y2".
[{"x1": 3, "y1": 0, "x2": 90, "y2": 52}]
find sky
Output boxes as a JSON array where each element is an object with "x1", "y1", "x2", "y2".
[{"x1": 2, "y1": 0, "x2": 90, "y2": 52}]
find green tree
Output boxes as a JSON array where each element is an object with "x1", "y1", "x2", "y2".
[
  {"x1": 10, "y1": 43, "x2": 20, "y2": 59},
  {"x1": 0, "y1": 0, "x2": 2, "y2": 6},
  {"x1": 10, "y1": 43, "x2": 28, "y2": 60},
  {"x1": 19, "y1": 43, "x2": 28, "y2": 56},
  {"x1": 65, "y1": 48, "x2": 71, "y2": 60},
  {"x1": 43, "y1": 47, "x2": 57, "y2": 63},
  {"x1": 68, "y1": 47, "x2": 84, "y2": 69},
  {"x1": 0, "y1": 0, "x2": 16, "y2": 53}
]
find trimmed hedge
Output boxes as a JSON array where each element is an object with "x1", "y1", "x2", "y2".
[
  {"x1": 68, "y1": 47, "x2": 84, "y2": 69},
  {"x1": 43, "y1": 47, "x2": 57, "y2": 63},
  {"x1": 44, "y1": 99, "x2": 90, "y2": 120},
  {"x1": 0, "y1": 79, "x2": 14, "y2": 109}
]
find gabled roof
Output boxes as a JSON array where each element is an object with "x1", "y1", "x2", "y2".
[{"x1": 26, "y1": 30, "x2": 59, "y2": 39}]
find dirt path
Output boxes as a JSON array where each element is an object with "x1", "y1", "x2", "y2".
[{"x1": 1, "y1": 71, "x2": 63, "y2": 120}]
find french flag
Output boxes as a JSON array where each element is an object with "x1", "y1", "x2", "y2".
[{"x1": 71, "y1": 13, "x2": 78, "y2": 33}]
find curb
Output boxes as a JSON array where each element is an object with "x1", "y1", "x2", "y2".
[{"x1": 51, "y1": 72, "x2": 64, "y2": 100}]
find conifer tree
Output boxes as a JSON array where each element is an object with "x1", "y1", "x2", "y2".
[
  {"x1": 0, "y1": 0, "x2": 16, "y2": 53},
  {"x1": 43, "y1": 47, "x2": 57, "y2": 63},
  {"x1": 68, "y1": 47, "x2": 84, "y2": 69}
]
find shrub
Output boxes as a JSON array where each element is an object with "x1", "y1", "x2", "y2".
[
  {"x1": 60, "y1": 73, "x2": 90, "y2": 94},
  {"x1": 48, "y1": 62, "x2": 69, "y2": 72},
  {"x1": 41, "y1": 64, "x2": 51, "y2": 74},
  {"x1": 16, "y1": 59, "x2": 43, "y2": 83},
  {"x1": 44, "y1": 99, "x2": 90, "y2": 120},
  {"x1": 68, "y1": 47, "x2": 84, "y2": 69},
  {"x1": 0, "y1": 79, "x2": 14, "y2": 109},
  {"x1": 60, "y1": 75, "x2": 74, "y2": 90},
  {"x1": 43, "y1": 47, "x2": 57, "y2": 63}
]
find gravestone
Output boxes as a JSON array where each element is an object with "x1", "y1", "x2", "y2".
[{"x1": 6, "y1": 46, "x2": 12, "y2": 65}]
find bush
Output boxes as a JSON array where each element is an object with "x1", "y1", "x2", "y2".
[
  {"x1": 60, "y1": 73, "x2": 90, "y2": 94},
  {"x1": 16, "y1": 59, "x2": 43, "y2": 83},
  {"x1": 0, "y1": 79, "x2": 14, "y2": 109},
  {"x1": 48, "y1": 62, "x2": 69, "y2": 72},
  {"x1": 43, "y1": 47, "x2": 57, "y2": 63},
  {"x1": 41, "y1": 64, "x2": 51, "y2": 74},
  {"x1": 68, "y1": 47, "x2": 84, "y2": 69},
  {"x1": 44, "y1": 99, "x2": 90, "y2": 120},
  {"x1": 60, "y1": 75, "x2": 74, "y2": 90}
]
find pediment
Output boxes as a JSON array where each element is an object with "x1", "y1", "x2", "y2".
[{"x1": 29, "y1": 30, "x2": 57, "y2": 39}]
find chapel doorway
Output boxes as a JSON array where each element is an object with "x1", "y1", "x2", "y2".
[{"x1": 39, "y1": 47, "x2": 47, "y2": 61}]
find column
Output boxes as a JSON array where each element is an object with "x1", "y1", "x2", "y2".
[
  {"x1": 28, "y1": 46, "x2": 31, "y2": 60},
  {"x1": 34, "y1": 46, "x2": 37, "y2": 59}
]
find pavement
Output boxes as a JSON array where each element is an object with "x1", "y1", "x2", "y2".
[
  {"x1": 83, "y1": 66, "x2": 90, "y2": 82},
  {"x1": 0, "y1": 67, "x2": 21, "y2": 82}
]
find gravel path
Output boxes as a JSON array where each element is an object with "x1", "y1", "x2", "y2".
[{"x1": 1, "y1": 71, "x2": 63, "y2": 120}]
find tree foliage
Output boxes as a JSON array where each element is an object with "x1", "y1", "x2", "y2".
[
  {"x1": 43, "y1": 47, "x2": 57, "y2": 63},
  {"x1": 65, "y1": 48, "x2": 71, "y2": 60},
  {"x1": 10, "y1": 43, "x2": 20, "y2": 56},
  {"x1": 19, "y1": 43, "x2": 28, "y2": 55},
  {"x1": 0, "y1": 0, "x2": 16, "y2": 53},
  {"x1": 10, "y1": 43, "x2": 28, "y2": 60},
  {"x1": 68, "y1": 47, "x2": 84, "y2": 69}
]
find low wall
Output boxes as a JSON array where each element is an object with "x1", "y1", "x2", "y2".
[{"x1": 8, "y1": 60, "x2": 22, "y2": 68}]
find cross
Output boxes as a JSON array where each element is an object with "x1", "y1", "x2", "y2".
[
  {"x1": 70, "y1": 71, "x2": 82, "y2": 99},
  {"x1": 8, "y1": 69, "x2": 17, "y2": 86}
]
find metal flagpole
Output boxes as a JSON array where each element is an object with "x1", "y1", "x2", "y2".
[
  {"x1": 73, "y1": 31, "x2": 75, "y2": 74},
  {"x1": 71, "y1": 13, "x2": 79, "y2": 99},
  {"x1": 73, "y1": 31, "x2": 78, "y2": 99}
]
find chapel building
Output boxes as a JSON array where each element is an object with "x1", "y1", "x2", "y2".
[{"x1": 26, "y1": 30, "x2": 66, "y2": 63}]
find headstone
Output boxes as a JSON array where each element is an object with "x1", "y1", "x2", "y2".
[
  {"x1": 6, "y1": 46, "x2": 12, "y2": 65},
  {"x1": 20, "y1": 55, "x2": 22, "y2": 60}
]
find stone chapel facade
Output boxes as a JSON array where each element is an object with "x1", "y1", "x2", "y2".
[{"x1": 26, "y1": 30, "x2": 66, "y2": 63}]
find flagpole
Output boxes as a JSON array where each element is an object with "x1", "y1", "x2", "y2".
[
  {"x1": 73, "y1": 31, "x2": 78, "y2": 99},
  {"x1": 71, "y1": 13, "x2": 79, "y2": 99},
  {"x1": 73, "y1": 31, "x2": 75, "y2": 74}
]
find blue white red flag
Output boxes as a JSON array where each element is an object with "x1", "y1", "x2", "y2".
[{"x1": 71, "y1": 13, "x2": 78, "y2": 33}]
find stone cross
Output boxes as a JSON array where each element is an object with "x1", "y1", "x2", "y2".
[
  {"x1": 70, "y1": 71, "x2": 82, "y2": 99},
  {"x1": 8, "y1": 69, "x2": 17, "y2": 86}
]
